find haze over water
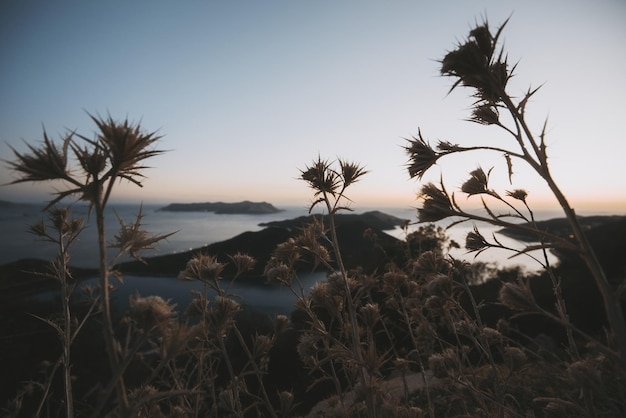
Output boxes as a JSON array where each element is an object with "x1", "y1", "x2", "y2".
[{"x1": 0, "y1": 201, "x2": 588, "y2": 271}]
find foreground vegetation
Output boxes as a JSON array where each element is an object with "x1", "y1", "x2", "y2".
[{"x1": 3, "y1": 19, "x2": 625, "y2": 417}]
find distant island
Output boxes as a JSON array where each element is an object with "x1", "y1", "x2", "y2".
[
  {"x1": 259, "y1": 210, "x2": 408, "y2": 231},
  {"x1": 159, "y1": 200, "x2": 282, "y2": 214}
]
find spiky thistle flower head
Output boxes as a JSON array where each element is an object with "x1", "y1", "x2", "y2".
[
  {"x1": 128, "y1": 294, "x2": 176, "y2": 329},
  {"x1": 178, "y1": 254, "x2": 225, "y2": 285},
  {"x1": 206, "y1": 296, "x2": 240, "y2": 337},
  {"x1": 498, "y1": 281, "x2": 537, "y2": 311},
  {"x1": 440, "y1": 19, "x2": 512, "y2": 103},
  {"x1": 338, "y1": 158, "x2": 368, "y2": 187},
  {"x1": 404, "y1": 130, "x2": 441, "y2": 180},
  {"x1": 300, "y1": 156, "x2": 340, "y2": 197},
  {"x1": 506, "y1": 189, "x2": 528, "y2": 202},
  {"x1": 417, "y1": 182, "x2": 456, "y2": 222},
  {"x1": 465, "y1": 226, "x2": 492, "y2": 253},
  {"x1": 461, "y1": 167, "x2": 495, "y2": 197},
  {"x1": 82, "y1": 113, "x2": 163, "y2": 187},
  {"x1": 111, "y1": 205, "x2": 175, "y2": 263},
  {"x1": 228, "y1": 252, "x2": 256, "y2": 276},
  {"x1": 6, "y1": 130, "x2": 71, "y2": 184}
]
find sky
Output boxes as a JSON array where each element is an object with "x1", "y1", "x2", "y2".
[{"x1": 1, "y1": 0, "x2": 625, "y2": 213}]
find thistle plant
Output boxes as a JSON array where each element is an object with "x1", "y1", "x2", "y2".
[
  {"x1": 6, "y1": 113, "x2": 167, "y2": 414},
  {"x1": 405, "y1": 19, "x2": 626, "y2": 362},
  {"x1": 26, "y1": 207, "x2": 85, "y2": 418},
  {"x1": 298, "y1": 157, "x2": 387, "y2": 415}
]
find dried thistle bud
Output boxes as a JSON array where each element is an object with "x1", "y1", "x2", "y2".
[
  {"x1": 129, "y1": 294, "x2": 176, "y2": 328},
  {"x1": 206, "y1": 296, "x2": 240, "y2": 336},
  {"x1": 417, "y1": 182, "x2": 456, "y2": 222},
  {"x1": 461, "y1": 167, "x2": 492, "y2": 196},
  {"x1": 465, "y1": 227, "x2": 491, "y2": 252},
  {"x1": 229, "y1": 252, "x2": 256, "y2": 276},
  {"x1": 503, "y1": 346, "x2": 527, "y2": 370},
  {"x1": 471, "y1": 104, "x2": 499, "y2": 125},
  {"x1": 480, "y1": 326, "x2": 502, "y2": 344},
  {"x1": 29, "y1": 220, "x2": 48, "y2": 239},
  {"x1": 428, "y1": 349, "x2": 458, "y2": 378},
  {"x1": 7, "y1": 131, "x2": 70, "y2": 183},
  {"x1": 425, "y1": 273, "x2": 452, "y2": 297},
  {"x1": 178, "y1": 254, "x2": 225, "y2": 284},
  {"x1": 253, "y1": 334, "x2": 274, "y2": 356},
  {"x1": 506, "y1": 189, "x2": 528, "y2": 202},
  {"x1": 567, "y1": 359, "x2": 601, "y2": 388},
  {"x1": 300, "y1": 157, "x2": 339, "y2": 196},
  {"x1": 455, "y1": 319, "x2": 477, "y2": 337},
  {"x1": 404, "y1": 130, "x2": 440, "y2": 180},
  {"x1": 274, "y1": 314, "x2": 290, "y2": 334},
  {"x1": 339, "y1": 158, "x2": 368, "y2": 187},
  {"x1": 359, "y1": 303, "x2": 380, "y2": 328},
  {"x1": 498, "y1": 281, "x2": 537, "y2": 311},
  {"x1": 264, "y1": 262, "x2": 294, "y2": 285},
  {"x1": 184, "y1": 292, "x2": 208, "y2": 318},
  {"x1": 279, "y1": 391, "x2": 295, "y2": 416}
]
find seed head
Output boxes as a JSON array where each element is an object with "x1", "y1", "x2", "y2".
[{"x1": 129, "y1": 294, "x2": 176, "y2": 328}]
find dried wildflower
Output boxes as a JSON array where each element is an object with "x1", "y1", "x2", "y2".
[
  {"x1": 440, "y1": 21, "x2": 511, "y2": 103},
  {"x1": 308, "y1": 280, "x2": 330, "y2": 303},
  {"x1": 567, "y1": 359, "x2": 601, "y2": 388},
  {"x1": 425, "y1": 273, "x2": 452, "y2": 297},
  {"x1": 413, "y1": 250, "x2": 448, "y2": 278},
  {"x1": 417, "y1": 182, "x2": 456, "y2": 222},
  {"x1": 270, "y1": 238, "x2": 301, "y2": 266},
  {"x1": 278, "y1": 391, "x2": 295, "y2": 416},
  {"x1": 71, "y1": 141, "x2": 107, "y2": 178},
  {"x1": 506, "y1": 189, "x2": 528, "y2": 202},
  {"x1": 82, "y1": 113, "x2": 163, "y2": 186},
  {"x1": 300, "y1": 156, "x2": 339, "y2": 197},
  {"x1": 480, "y1": 326, "x2": 502, "y2": 344},
  {"x1": 228, "y1": 252, "x2": 256, "y2": 276},
  {"x1": 461, "y1": 167, "x2": 493, "y2": 196},
  {"x1": 359, "y1": 303, "x2": 380, "y2": 328},
  {"x1": 496, "y1": 318, "x2": 511, "y2": 335},
  {"x1": 339, "y1": 158, "x2": 368, "y2": 187},
  {"x1": 465, "y1": 226, "x2": 492, "y2": 253},
  {"x1": 454, "y1": 319, "x2": 477, "y2": 337},
  {"x1": 7, "y1": 131, "x2": 70, "y2": 183},
  {"x1": 274, "y1": 314, "x2": 290, "y2": 334},
  {"x1": 428, "y1": 349, "x2": 458, "y2": 378},
  {"x1": 128, "y1": 294, "x2": 176, "y2": 328},
  {"x1": 253, "y1": 334, "x2": 274, "y2": 357},
  {"x1": 296, "y1": 220, "x2": 332, "y2": 269},
  {"x1": 498, "y1": 281, "x2": 537, "y2": 311},
  {"x1": 404, "y1": 130, "x2": 441, "y2": 180},
  {"x1": 264, "y1": 262, "x2": 294, "y2": 285},
  {"x1": 503, "y1": 346, "x2": 527, "y2": 370},
  {"x1": 184, "y1": 291, "x2": 208, "y2": 318},
  {"x1": 206, "y1": 296, "x2": 240, "y2": 336},
  {"x1": 297, "y1": 333, "x2": 322, "y2": 366},
  {"x1": 471, "y1": 104, "x2": 499, "y2": 125},
  {"x1": 111, "y1": 205, "x2": 174, "y2": 263},
  {"x1": 178, "y1": 254, "x2": 225, "y2": 284}
]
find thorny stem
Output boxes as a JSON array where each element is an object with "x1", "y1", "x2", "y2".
[
  {"x1": 503, "y1": 94, "x2": 626, "y2": 361},
  {"x1": 322, "y1": 191, "x2": 376, "y2": 417},
  {"x1": 93, "y1": 185, "x2": 129, "y2": 414},
  {"x1": 57, "y1": 230, "x2": 74, "y2": 418}
]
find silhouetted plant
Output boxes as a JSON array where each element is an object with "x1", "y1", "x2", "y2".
[
  {"x1": 405, "y1": 19, "x2": 626, "y2": 363},
  {"x1": 6, "y1": 113, "x2": 169, "y2": 416}
]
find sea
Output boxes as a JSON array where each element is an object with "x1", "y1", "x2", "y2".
[{"x1": 0, "y1": 202, "x2": 600, "y2": 315}]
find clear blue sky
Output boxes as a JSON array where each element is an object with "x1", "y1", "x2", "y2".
[{"x1": 1, "y1": 0, "x2": 625, "y2": 212}]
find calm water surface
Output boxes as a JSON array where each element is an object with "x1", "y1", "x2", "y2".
[{"x1": 2, "y1": 201, "x2": 604, "y2": 314}]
